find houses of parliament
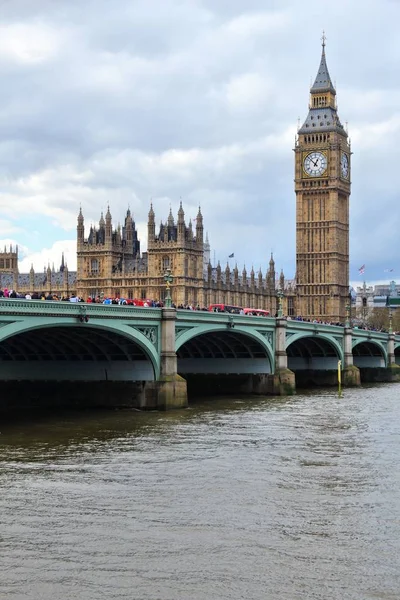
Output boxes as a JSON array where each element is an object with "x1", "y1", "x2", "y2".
[{"x1": 0, "y1": 39, "x2": 350, "y2": 321}]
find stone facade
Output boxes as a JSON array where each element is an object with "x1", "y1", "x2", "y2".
[
  {"x1": 75, "y1": 202, "x2": 288, "y2": 312},
  {"x1": 294, "y1": 38, "x2": 350, "y2": 322},
  {"x1": 0, "y1": 204, "x2": 292, "y2": 313},
  {"x1": 0, "y1": 245, "x2": 18, "y2": 290},
  {"x1": 0, "y1": 246, "x2": 75, "y2": 298}
]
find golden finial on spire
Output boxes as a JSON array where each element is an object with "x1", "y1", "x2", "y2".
[{"x1": 321, "y1": 30, "x2": 326, "y2": 48}]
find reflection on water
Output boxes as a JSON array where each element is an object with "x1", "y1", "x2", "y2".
[{"x1": 1, "y1": 385, "x2": 400, "y2": 600}]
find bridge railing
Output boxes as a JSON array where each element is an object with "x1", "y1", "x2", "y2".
[
  {"x1": 0, "y1": 298, "x2": 162, "y2": 319},
  {"x1": 176, "y1": 309, "x2": 276, "y2": 326}
]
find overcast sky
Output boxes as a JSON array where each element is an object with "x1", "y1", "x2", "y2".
[{"x1": 0, "y1": 0, "x2": 399, "y2": 287}]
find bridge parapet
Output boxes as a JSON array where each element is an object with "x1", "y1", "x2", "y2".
[
  {"x1": 352, "y1": 329, "x2": 389, "y2": 343},
  {"x1": 0, "y1": 299, "x2": 162, "y2": 320}
]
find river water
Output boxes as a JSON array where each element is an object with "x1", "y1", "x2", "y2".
[{"x1": 1, "y1": 384, "x2": 400, "y2": 600}]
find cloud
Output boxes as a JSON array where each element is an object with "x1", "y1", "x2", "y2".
[
  {"x1": 0, "y1": 0, "x2": 397, "y2": 286},
  {"x1": 16, "y1": 239, "x2": 77, "y2": 273}
]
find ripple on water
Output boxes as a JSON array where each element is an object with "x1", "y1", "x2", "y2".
[{"x1": 0, "y1": 384, "x2": 400, "y2": 599}]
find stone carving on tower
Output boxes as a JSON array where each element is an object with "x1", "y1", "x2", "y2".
[{"x1": 294, "y1": 34, "x2": 351, "y2": 321}]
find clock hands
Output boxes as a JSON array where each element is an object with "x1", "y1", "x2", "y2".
[{"x1": 304, "y1": 152, "x2": 326, "y2": 176}]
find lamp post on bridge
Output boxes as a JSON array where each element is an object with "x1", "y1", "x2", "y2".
[
  {"x1": 277, "y1": 288, "x2": 284, "y2": 318},
  {"x1": 164, "y1": 268, "x2": 173, "y2": 308},
  {"x1": 345, "y1": 302, "x2": 350, "y2": 328},
  {"x1": 389, "y1": 307, "x2": 393, "y2": 334}
]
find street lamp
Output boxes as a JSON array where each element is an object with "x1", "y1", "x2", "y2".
[
  {"x1": 389, "y1": 307, "x2": 393, "y2": 334},
  {"x1": 276, "y1": 288, "x2": 284, "y2": 318},
  {"x1": 345, "y1": 302, "x2": 350, "y2": 328},
  {"x1": 164, "y1": 268, "x2": 173, "y2": 308}
]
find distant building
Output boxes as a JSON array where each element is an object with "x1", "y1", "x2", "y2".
[
  {"x1": 0, "y1": 245, "x2": 75, "y2": 297},
  {"x1": 355, "y1": 280, "x2": 400, "y2": 315}
]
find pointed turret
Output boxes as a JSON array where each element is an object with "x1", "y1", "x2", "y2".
[
  {"x1": 177, "y1": 201, "x2": 185, "y2": 242},
  {"x1": 167, "y1": 207, "x2": 174, "y2": 227},
  {"x1": 105, "y1": 205, "x2": 112, "y2": 244},
  {"x1": 207, "y1": 260, "x2": 212, "y2": 283},
  {"x1": 269, "y1": 252, "x2": 275, "y2": 269},
  {"x1": 203, "y1": 231, "x2": 210, "y2": 276},
  {"x1": 250, "y1": 266, "x2": 255, "y2": 287},
  {"x1": 60, "y1": 252, "x2": 65, "y2": 273},
  {"x1": 46, "y1": 263, "x2": 52, "y2": 288},
  {"x1": 225, "y1": 262, "x2": 231, "y2": 280},
  {"x1": 77, "y1": 206, "x2": 84, "y2": 226},
  {"x1": 242, "y1": 265, "x2": 247, "y2": 286},
  {"x1": 99, "y1": 212, "x2": 105, "y2": 229},
  {"x1": 233, "y1": 263, "x2": 239, "y2": 285},
  {"x1": 216, "y1": 261, "x2": 222, "y2": 283},
  {"x1": 268, "y1": 252, "x2": 276, "y2": 291},
  {"x1": 124, "y1": 207, "x2": 133, "y2": 247},
  {"x1": 77, "y1": 206, "x2": 84, "y2": 245},
  {"x1": 195, "y1": 205, "x2": 203, "y2": 246},
  {"x1": 29, "y1": 263, "x2": 34, "y2": 288},
  {"x1": 148, "y1": 203, "x2": 155, "y2": 244}
]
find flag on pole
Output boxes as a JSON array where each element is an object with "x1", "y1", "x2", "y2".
[
  {"x1": 358, "y1": 264, "x2": 365, "y2": 275},
  {"x1": 228, "y1": 253, "x2": 234, "y2": 258}
]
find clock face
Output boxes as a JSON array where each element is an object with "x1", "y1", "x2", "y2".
[
  {"x1": 303, "y1": 151, "x2": 327, "y2": 177},
  {"x1": 341, "y1": 152, "x2": 349, "y2": 179}
]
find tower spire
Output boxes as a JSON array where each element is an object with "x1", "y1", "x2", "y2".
[
  {"x1": 299, "y1": 35, "x2": 345, "y2": 135},
  {"x1": 310, "y1": 32, "x2": 335, "y2": 95}
]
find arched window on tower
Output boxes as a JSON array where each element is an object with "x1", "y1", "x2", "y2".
[
  {"x1": 162, "y1": 256, "x2": 170, "y2": 271},
  {"x1": 91, "y1": 259, "x2": 99, "y2": 274}
]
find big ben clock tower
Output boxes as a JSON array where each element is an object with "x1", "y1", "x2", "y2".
[{"x1": 295, "y1": 35, "x2": 350, "y2": 322}]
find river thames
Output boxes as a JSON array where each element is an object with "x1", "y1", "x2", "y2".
[{"x1": 1, "y1": 384, "x2": 400, "y2": 600}]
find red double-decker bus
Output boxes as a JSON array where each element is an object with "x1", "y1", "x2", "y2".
[
  {"x1": 243, "y1": 308, "x2": 270, "y2": 316},
  {"x1": 208, "y1": 304, "x2": 243, "y2": 314}
]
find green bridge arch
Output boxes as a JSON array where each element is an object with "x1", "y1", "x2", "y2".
[
  {"x1": 0, "y1": 318, "x2": 161, "y2": 379},
  {"x1": 175, "y1": 323, "x2": 275, "y2": 373},
  {"x1": 352, "y1": 338, "x2": 388, "y2": 367},
  {"x1": 285, "y1": 331, "x2": 344, "y2": 364}
]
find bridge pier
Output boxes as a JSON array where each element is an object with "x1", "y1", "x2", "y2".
[
  {"x1": 270, "y1": 317, "x2": 296, "y2": 395},
  {"x1": 143, "y1": 308, "x2": 188, "y2": 410},
  {"x1": 343, "y1": 326, "x2": 361, "y2": 387},
  {"x1": 387, "y1": 332, "x2": 400, "y2": 381}
]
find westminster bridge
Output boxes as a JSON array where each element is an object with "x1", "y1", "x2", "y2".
[{"x1": 0, "y1": 299, "x2": 399, "y2": 410}]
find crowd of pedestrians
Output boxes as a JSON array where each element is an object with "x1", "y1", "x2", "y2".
[
  {"x1": 0, "y1": 289, "x2": 165, "y2": 306},
  {"x1": 0, "y1": 289, "x2": 397, "y2": 332}
]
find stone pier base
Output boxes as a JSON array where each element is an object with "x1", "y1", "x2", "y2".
[
  {"x1": 343, "y1": 365, "x2": 361, "y2": 387},
  {"x1": 388, "y1": 364, "x2": 400, "y2": 382},
  {"x1": 267, "y1": 369, "x2": 296, "y2": 396},
  {"x1": 359, "y1": 365, "x2": 400, "y2": 384},
  {"x1": 143, "y1": 375, "x2": 188, "y2": 411}
]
